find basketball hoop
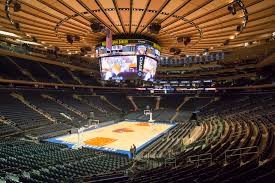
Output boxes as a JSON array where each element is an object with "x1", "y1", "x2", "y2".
[
  {"x1": 74, "y1": 120, "x2": 100, "y2": 149},
  {"x1": 144, "y1": 110, "x2": 154, "y2": 122}
]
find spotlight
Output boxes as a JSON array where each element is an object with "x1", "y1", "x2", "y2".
[
  {"x1": 228, "y1": 4, "x2": 236, "y2": 15},
  {"x1": 236, "y1": 25, "x2": 243, "y2": 32},
  {"x1": 66, "y1": 35, "x2": 80, "y2": 44},
  {"x1": 13, "y1": 1, "x2": 21, "y2": 12}
]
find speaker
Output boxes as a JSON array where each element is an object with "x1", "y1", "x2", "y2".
[
  {"x1": 84, "y1": 46, "x2": 91, "y2": 51},
  {"x1": 169, "y1": 47, "x2": 176, "y2": 53},
  {"x1": 184, "y1": 37, "x2": 191, "y2": 46},
  {"x1": 223, "y1": 39, "x2": 230, "y2": 45},
  {"x1": 14, "y1": 22, "x2": 20, "y2": 30},
  {"x1": 54, "y1": 46, "x2": 60, "y2": 52},
  {"x1": 67, "y1": 35, "x2": 73, "y2": 44},
  {"x1": 74, "y1": 35, "x2": 80, "y2": 42},
  {"x1": 204, "y1": 48, "x2": 209, "y2": 53},
  {"x1": 67, "y1": 35, "x2": 80, "y2": 44},
  {"x1": 170, "y1": 47, "x2": 181, "y2": 55},
  {"x1": 177, "y1": 37, "x2": 184, "y2": 43},
  {"x1": 174, "y1": 49, "x2": 181, "y2": 55},
  {"x1": 148, "y1": 23, "x2": 161, "y2": 34},
  {"x1": 91, "y1": 21, "x2": 103, "y2": 33},
  {"x1": 228, "y1": 4, "x2": 236, "y2": 15}
]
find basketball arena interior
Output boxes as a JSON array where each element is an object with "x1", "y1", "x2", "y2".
[{"x1": 0, "y1": 0, "x2": 274, "y2": 182}]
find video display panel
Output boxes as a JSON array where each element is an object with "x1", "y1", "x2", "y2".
[
  {"x1": 142, "y1": 57, "x2": 157, "y2": 81},
  {"x1": 136, "y1": 45, "x2": 147, "y2": 55},
  {"x1": 100, "y1": 56, "x2": 137, "y2": 80}
]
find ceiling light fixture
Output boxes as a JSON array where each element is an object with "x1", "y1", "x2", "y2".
[
  {"x1": 15, "y1": 39, "x2": 42, "y2": 45},
  {"x1": 0, "y1": 30, "x2": 21, "y2": 38}
]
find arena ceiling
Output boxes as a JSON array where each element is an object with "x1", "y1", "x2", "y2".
[{"x1": 0, "y1": 0, "x2": 274, "y2": 57}]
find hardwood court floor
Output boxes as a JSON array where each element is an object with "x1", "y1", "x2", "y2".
[{"x1": 55, "y1": 121, "x2": 173, "y2": 151}]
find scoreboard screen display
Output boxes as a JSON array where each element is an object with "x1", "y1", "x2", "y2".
[
  {"x1": 97, "y1": 39, "x2": 159, "y2": 82},
  {"x1": 100, "y1": 55, "x2": 157, "y2": 81},
  {"x1": 100, "y1": 56, "x2": 137, "y2": 81}
]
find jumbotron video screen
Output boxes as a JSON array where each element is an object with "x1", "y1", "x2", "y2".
[
  {"x1": 97, "y1": 39, "x2": 160, "y2": 82},
  {"x1": 100, "y1": 56, "x2": 137, "y2": 81},
  {"x1": 99, "y1": 55, "x2": 157, "y2": 81}
]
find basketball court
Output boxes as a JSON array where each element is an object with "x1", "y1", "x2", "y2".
[{"x1": 47, "y1": 121, "x2": 175, "y2": 156}]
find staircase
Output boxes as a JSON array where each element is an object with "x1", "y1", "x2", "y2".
[
  {"x1": 199, "y1": 97, "x2": 220, "y2": 110},
  {"x1": 10, "y1": 93, "x2": 56, "y2": 123},
  {"x1": 170, "y1": 112, "x2": 179, "y2": 122},
  {"x1": 67, "y1": 69, "x2": 83, "y2": 85},
  {"x1": 43, "y1": 94, "x2": 87, "y2": 119},
  {"x1": 0, "y1": 115, "x2": 22, "y2": 133},
  {"x1": 7, "y1": 57, "x2": 37, "y2": 81},
  {"x1": 155, "y1": 97, "x2": 160, "y2": 110},
  {"x1": 100, "y1": 96, "x2": 122, "y2": 111},
  {"x1": 128, "y1": 96, "x2": 138, "y2": 111},
  {"x1": 39, "y1": 63, "x2": 64, "y2": 83},
  {"x1": 176, "y1": 97, "x2": 190, "y2": 111}
]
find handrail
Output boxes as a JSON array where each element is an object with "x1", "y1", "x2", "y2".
[
  {"x1": 225, "y1": 146, "x2": 259, "y2": 164},
  {"x1": 187, "y1": 153, "x2": 212, "y2": 166}
]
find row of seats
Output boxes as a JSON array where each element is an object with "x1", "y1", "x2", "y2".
[
  {"x1": 122, "y1": 94, "x2": 275, "y2": 183},
  {"x1": 0, "y1": 56, "x2": 98, "y2": 86},
  {"x1": 0, "y1": 139, "x2": 130, "y2": 183}
]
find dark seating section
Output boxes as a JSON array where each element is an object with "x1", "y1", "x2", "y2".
[
  {"x1": 22, "y1": 91, "x2": 85, "y2": 128},
  {"x1": 72, "y1": 70, "x2": 100, "y2": 85},
  {"x1": 105, "y1": 94, "x2": 134, "y2": 112},
  {"x1": 11, "y1": 57, "x2": 59, "y2": 83},
  {"x1": 180, "y1": 98, "x2": 212, "y2": 111},
  {"x1": 43, "y1": 63, "x2": 78, "y2": 84},
  {"x1": 0, "y1": 91, "x2": 51, "y2": 130},
  {"x1": 159, "y1": 95, "x2": 184, "y2": 109},
  {"x1": 53, "y1": 93, "x2": 118, "y2": 122},
  {"x1": 0, "y1": 139, "x2": 130, "y2": 183},
  {"x1": 0, "y1": 56, "x2": 29, "y2": 80},
  {"x1": 0, "y1": 123, "x2": 18, "y2": 137},
  {"x1": 0, "y1": 90, "x2": 274, "y2": 182},
  {"x1": 133, "y1": 96, "x2": 156, "y2": 110},
  {"x1": 122, "y1": 94, "x2": 275, "y2": 183},
  {"x1": 81, "y1": 95, "x2": 120, "y2": 114},
  {"x1": 26, "y1": 123, "x2": 72, "y2": 139},
  {"x1": 0, "y1": 56, "x2": 98, "y2": 85}
]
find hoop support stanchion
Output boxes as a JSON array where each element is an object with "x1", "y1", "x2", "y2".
[{"x1": 144, "y1": 110, "x2": 154, "y2": 122}]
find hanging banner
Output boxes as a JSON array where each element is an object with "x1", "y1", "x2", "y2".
[{"x1": 106, "y1": 28, "x2": 112, "y2": 50}]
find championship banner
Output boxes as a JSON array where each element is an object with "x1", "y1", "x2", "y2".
[
  {"x1": 106, "y1": 28, "x2": 112, "y2": 50},
  {"x1": 137, "y1": 55, "x2": 145, "y2": 77}
]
